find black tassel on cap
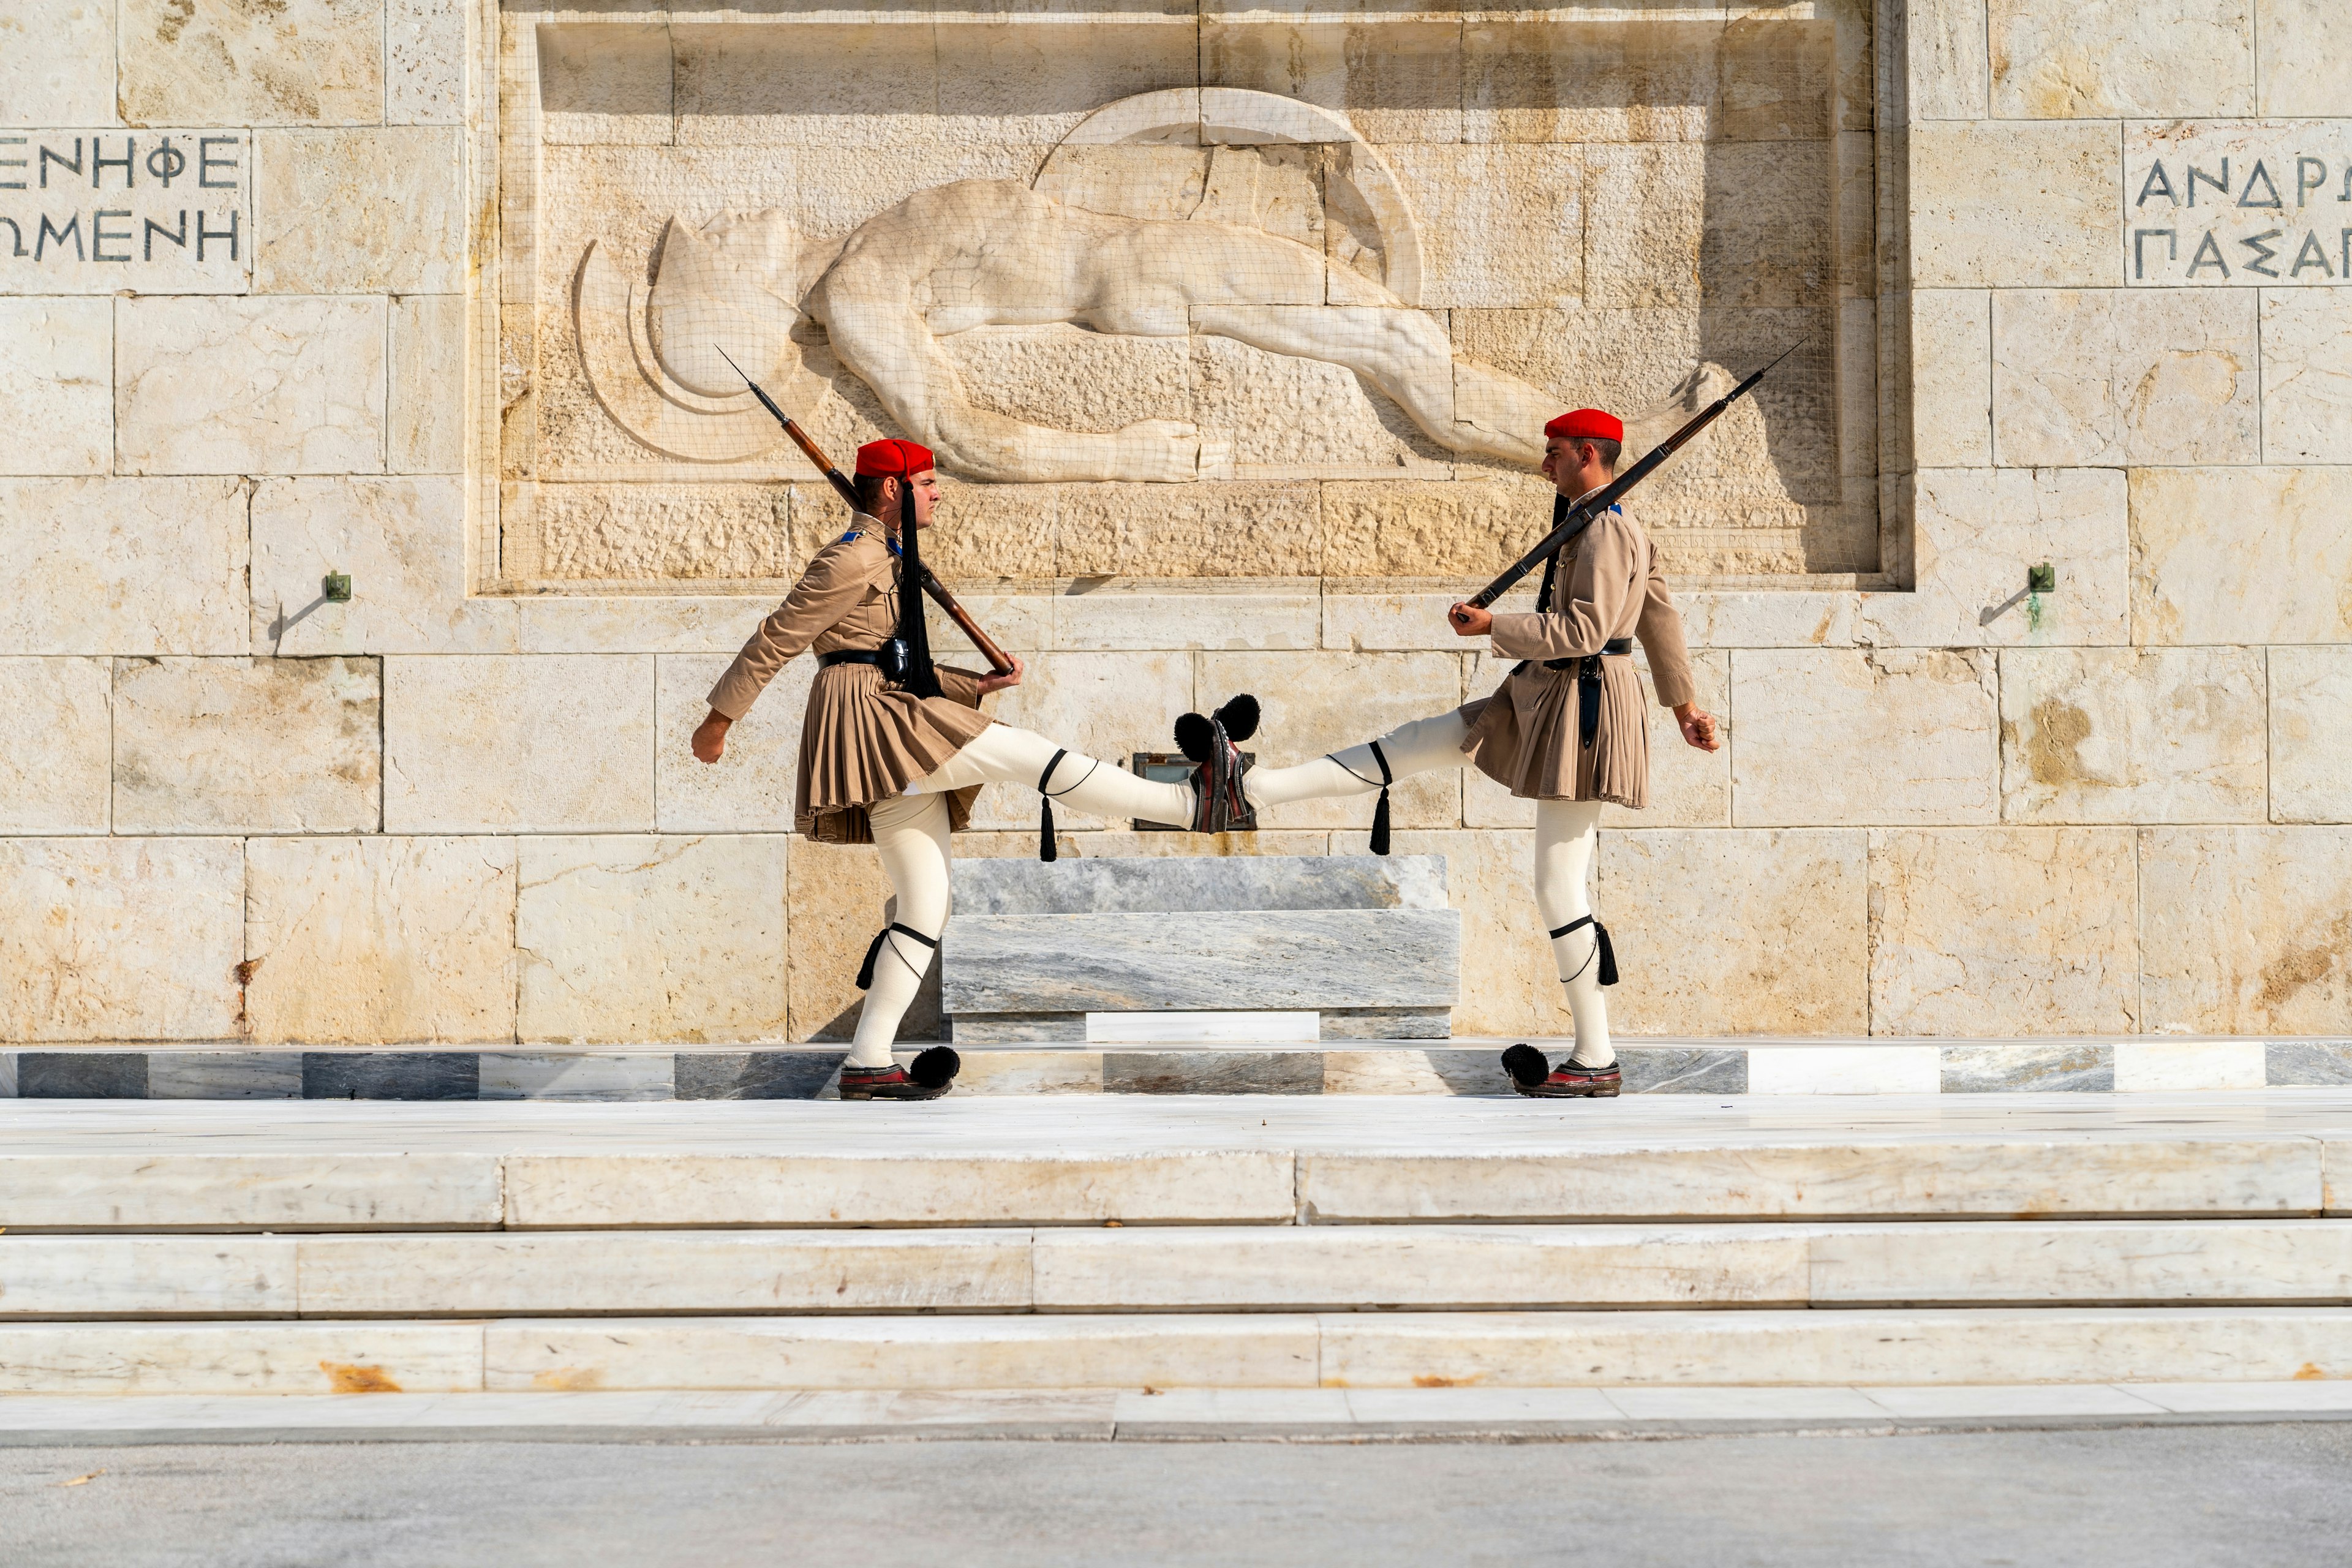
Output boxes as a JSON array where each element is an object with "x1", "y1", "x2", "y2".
[
  {"x1": 889, "y1": 466, "x2": 943, "y2": 701},
  {"x1": 1368, "y1": 740, "x2": 1393, "y2": 856},
  {"x1": 1534, "y1": 491, "x2": 1569, "y2": 614}
]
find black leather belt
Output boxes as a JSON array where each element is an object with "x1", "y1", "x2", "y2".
[
  {"x1": 1541, "y1": 636, "x2": 1634, "y2": 672},
  {"x1": 820, "y1": 640, "x2": 915, "y2": 681},
  {"x1": 1541, "y1": 638, "x2": 1634, "y2": 750}
]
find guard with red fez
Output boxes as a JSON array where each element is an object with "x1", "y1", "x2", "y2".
[
  {"x1": 1241, "y1": 408, "x2": 1722, "y2": 1098},
  {"x1": 690, "y1": 439, "x2": 1259, "y2": 1101}
]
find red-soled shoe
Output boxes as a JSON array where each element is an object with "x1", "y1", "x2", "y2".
[
  {"x1": 838, "y1": 1047, "x2": 960, "y2": 1101},
  {"x1": 1501, "y1": 1044, "x2": 1621, "y2": 1098}
]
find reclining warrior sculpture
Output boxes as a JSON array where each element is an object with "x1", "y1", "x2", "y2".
[{"x1": 628, "y1": 177, "x2": 1679, "y2": 484}]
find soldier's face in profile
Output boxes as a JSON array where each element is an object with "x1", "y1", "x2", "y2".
[
  {"x1": 907, "y1": 471, "x2": 942, "y2": 528},
  {"x1": 1540, "y1": 435, "x2": 1572, "y2": 490}
]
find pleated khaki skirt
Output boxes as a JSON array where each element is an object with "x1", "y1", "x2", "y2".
[
  {"x1": 1460, "y1": 655, "x2": 1652, "y2": 810},
  {"x1": 795, "y1": 662, "x2": 995, "y2": 844}
]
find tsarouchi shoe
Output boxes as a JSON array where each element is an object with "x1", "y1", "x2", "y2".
[
  {"x1": 839, "y1": 1047, "x2": 960, "y2": 1101},
  {"x1": 1174, "y1": 694, "x2": 1260, "y2": 833},
  {"x1": 1501, "y1": 1043, "x2": 1621, "y2": 1099}
]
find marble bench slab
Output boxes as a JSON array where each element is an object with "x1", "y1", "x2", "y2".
[
  {"x1": 941, "y1": 909, "x2": 1461, "y2": 1016},
  {"x1": 941, "y1": 855, "x2": 1461, "y2": 1036},
  {"x1": 950, "y1": 854, "x2": 1450, "y2": 914}
]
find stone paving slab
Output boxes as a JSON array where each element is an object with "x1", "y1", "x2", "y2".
[{"x1": 3, "y1": 1382, "x2": 2350, "y2": 1447}]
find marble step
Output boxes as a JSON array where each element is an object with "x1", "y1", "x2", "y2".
[
  {"x1": 7, "y1": 1137, "x2": 2345, "y2": 1231},
  {"x1": 7, "y1": 1222, "x2": 2352, "y2": 1319},
  {"x1": 6, "y1": 1096, "x2": 2348, "y2": 1230},
  {"x1": 11, "y1": 1038, "x2": 2351, "y2": 1101},
  {"x1": 12, "y1": 1382, "x2": 2352, "y2": 1446},
  {"x1": 4, "y1": 1308, "x2": 2351, "y2": 1395}
]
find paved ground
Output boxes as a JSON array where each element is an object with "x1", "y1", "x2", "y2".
[{"x1": 4, "y1": 1425, "x2": 2348, "y2": 1567}]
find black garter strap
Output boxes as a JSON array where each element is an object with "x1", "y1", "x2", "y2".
[
  {"x1": 856, "y1": 922, "x2": 939, "y2": 990},
  {"x1": 1332, "y1": 743, "x2": 1396, "y2": 856},
  {"x1": 1547, "y1": 914, "x2": 1619, "y2": 987}
]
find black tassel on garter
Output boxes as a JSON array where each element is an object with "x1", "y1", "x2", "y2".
[
  {"x1": 1038, "y1": 747, "x2": 1068, "y2": 863},
  {"x1": 856, "y1": 922, "x2": 939, "y2": 990}
]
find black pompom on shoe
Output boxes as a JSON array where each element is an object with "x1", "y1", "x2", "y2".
[
  {"x1": 1501, "y1": 1043, "x2": 1551, "y2": 1089},
  {"x1": 1174, "y1": 711, "x2": 1215, "y2": 764},
  {"x1": 1213, "y1": 693, "x2": 1261, "y2": 743},
  {"x1": 909, "y1": 1045, "x2": 961, "y2": 1090}
]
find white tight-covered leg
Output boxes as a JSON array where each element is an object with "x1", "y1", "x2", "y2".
[
  {"x1": 1533, "y1": 798, "x2": 1611, "y2": 1068},
  {"x1": 907, "y1": 723, "x2": 1194, "y2": 825},
  {"x1": 850, "y1": 792, "x2": 954, "y2": 1068},
  {"x1": 1243, "y1": 708, "x2": 1472, "y2": 811}
]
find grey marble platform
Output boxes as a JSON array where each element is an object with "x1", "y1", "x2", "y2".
[
  {"x1": 942, "y1": 854, "x2": 1460, "y2": 1039},
  {"x1": 951, "y1": 854, "x2": 1451, "y2": 915},
  {"x1": 2, "y1": 1040, "x2": 2347, "y2": 1101}
]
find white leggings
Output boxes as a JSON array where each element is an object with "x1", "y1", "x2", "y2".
[
  {"x1": 851, "y1": 725, "x2": 1196, "y2": 1067},
  {"x1": 1246, "y1": 710, "x2": 1614, "y2": 1066}
]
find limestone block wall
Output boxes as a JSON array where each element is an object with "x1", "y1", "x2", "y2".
[{"x1": 0, "y1": 1, "x2": 2346, "y2": 1047}]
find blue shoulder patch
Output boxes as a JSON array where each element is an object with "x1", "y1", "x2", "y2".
[{"x1": 840, "y1": 526, "x2": 902, "y2": 557}]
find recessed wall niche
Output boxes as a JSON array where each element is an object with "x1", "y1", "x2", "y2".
[{"x1": 486, "y1": 3, "x2": 1887, "y2": 595}]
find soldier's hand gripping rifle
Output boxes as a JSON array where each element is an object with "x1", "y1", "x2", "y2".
[
  {"x1": 1449, "y1": 343, "x2": 1804, "y2": 627},
  {"x1": 718, "y1": 349, "x2": 1016, "y2": 676}
]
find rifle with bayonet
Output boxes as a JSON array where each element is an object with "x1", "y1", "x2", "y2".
[
  {"x1": 719, "y1": 349, "x2": 1016, "y2": 676},
  {"x1": 1450, "y1": 343, "x2": 1803, "y2": 624}
]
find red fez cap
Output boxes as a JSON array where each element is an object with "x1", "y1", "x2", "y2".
[
  {"x1": 854, "y1": 437, "x2": 935, "y2": 478},
  {"x1": 1544, "y1": 408, "x2": 1623, "y2": 443}
]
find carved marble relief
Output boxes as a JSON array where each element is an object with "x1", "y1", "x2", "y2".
[{"x1": 495, "y1": 10, "x2": 1878, "y2": 590}]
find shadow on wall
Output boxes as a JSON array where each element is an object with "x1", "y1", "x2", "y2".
[{"x1": 1467, "y1": 14, "x2": 1857, "y2": 573}]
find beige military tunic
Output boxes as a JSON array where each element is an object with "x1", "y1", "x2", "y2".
[
  {"x1": 1459, "y1": 503, "x2": 1695, "y2": 811},
  {"x1": 707, "y1": 522, "x2": 992, "y2": 845}
]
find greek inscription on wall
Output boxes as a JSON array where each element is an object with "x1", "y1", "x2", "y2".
[
  {"x1": 0, "y1": 132, "x2": 252, "y2": 293},
  {"x1": 2125, "y1": 124, "x2": 2352, "y2": 287}
]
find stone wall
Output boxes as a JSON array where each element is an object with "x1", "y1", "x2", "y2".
[{"x1": 1, "y1": 1, "x2": 2346, "y2": 1047}]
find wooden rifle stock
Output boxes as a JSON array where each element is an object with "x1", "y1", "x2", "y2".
[
  {"x1": 1460, "y1": 343, "x2": 1804, "y2": 614},
  {"x1": 718, "y1": 349, "x2": 1016, "y2": 675}
]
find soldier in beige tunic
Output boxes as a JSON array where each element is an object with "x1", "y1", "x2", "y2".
[
  {"x1": 692, "y1": 438, "x2": 1224, "y2": 1099},
  {"x1": 1242, "y1": 409, "x2": 1721, "y2": 1097}
]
